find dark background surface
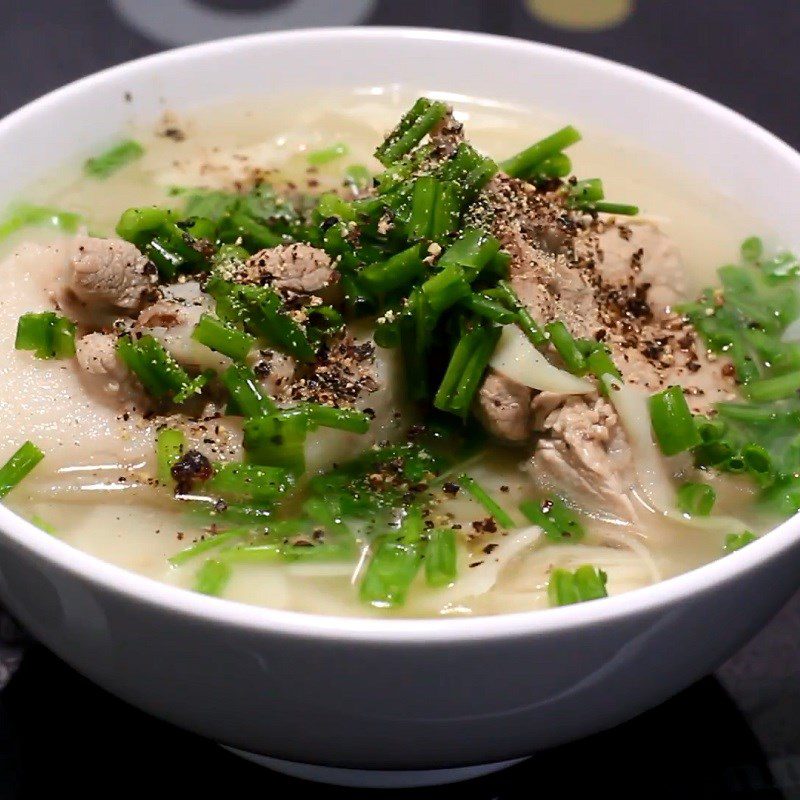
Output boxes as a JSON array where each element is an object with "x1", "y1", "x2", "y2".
[{"x1": 1, "y1": 1, "x2": 799, "y2": 797}]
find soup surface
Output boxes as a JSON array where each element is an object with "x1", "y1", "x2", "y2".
[{"x1": 0, "y1": 89, "x2": 793, "y2": 617}]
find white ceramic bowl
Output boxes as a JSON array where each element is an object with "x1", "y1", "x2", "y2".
[{"x1": 0, "y1": 27, "x2": 799, "y2": 788}]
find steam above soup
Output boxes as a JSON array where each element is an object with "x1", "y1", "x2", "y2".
[{"x1": 0, "y1": 91, "x2": 793, "y2": 617}]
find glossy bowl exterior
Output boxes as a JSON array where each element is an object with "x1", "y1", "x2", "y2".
[{"x1": 0, "y1": 28, "x2": 799, "y2": 770}]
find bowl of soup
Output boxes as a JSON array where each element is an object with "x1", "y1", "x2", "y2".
[{"x1": 0, "y1": 26, "x2": 798, "y2": 787}]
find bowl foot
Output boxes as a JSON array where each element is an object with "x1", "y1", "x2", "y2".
[{"x1": 223, "y1": 747, "x2": 527, "y2": 788}]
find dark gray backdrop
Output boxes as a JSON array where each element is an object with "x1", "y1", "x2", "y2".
[{"x1": 0, "y1": 2, "x2": 799, "y2": 797}]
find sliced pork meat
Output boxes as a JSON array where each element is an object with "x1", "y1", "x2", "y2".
[
  {"x1": 594, "y1": 218, "x2": 685, "y2": 321},
  {"x1": 238, "y1": 244, "x2": 335, "y2": 295},
  {"x1": 505, "y1": 230, "x2": 600, "y2": 341},
  {"x1": 471, "y1": 178, "x2": 737, "y2": 416},
  {"x1": 58, "y1": 236, "x2": 157, "y2": 319},
  {"x1": 75, "y1": 332, "x2": 136, "y2": 399},
  {"x1": 136, "y1": 299, "x2": 187, "y2": 329},
  {"x1": 475, "y1": 370, "x2": 533, "y2": 444},
  {"x1": 529, "y1": 395, "x2": 635, "y2": 522}
]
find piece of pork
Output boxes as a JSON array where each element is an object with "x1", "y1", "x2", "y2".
[
  {"x1": 594, "y1": 218, "x2": 686, "y2": 321},
  {"x1": 475, "y1": 370, "x2": 533, "y2": 444},
  {"x1": 529, "y1": 395, "x2": 636, "y2": 522},
  {"x1": 56, "y1": 236, "x2": 157, "y2": 323},
  {"x1": 505, "y1": 229, "x2": 600, "y2": 341},
  {"x1": 499, "y1": 218, "x2": 736, "y2": 415},
  {"x1": 239, "y1": 244, "x2": 335, "y2": 295},
  {"x1": 74, "y1": 332, "x2": 140, "y2": 401}
]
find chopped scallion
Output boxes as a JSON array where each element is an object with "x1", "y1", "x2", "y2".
[
  {"x1": 307, "y1": 142, "x2": 349, "y2": 166},
  {"x1": 169, "y1": 528, "x2": 247, "y2": 567},
  {"x1": 458, "y1": 474, "x2": 516, "y2": 529},
  {"x1": 374, "y1": 98, "x2": 448, "y2": 166},
  {"x1": 548, "y1": 565, "x2": 608, "y2": 606},
  {"x1": 194, "y1": 558, "x2": 231, "y2": 596},
  {"x1": 648, "y1": 386, "x2": 701, "y2": 456},
  {"x1": 15, "y1": 312, "x2": 76, "y2": 359},
  {"x1": 519, "y1": 496, "x2": 585, "y2": 542},
  {"x1": 676, "y1": 482, "x2": 716, "y2": 517},
  {"x1": 0, "y1": 441, "x2": 44, "y2": 498},
  {"x1": 84, "y1": 140, "x2": 144, "y2": 178},
  {"x1": 192, "y1": 313, "x2": 255, "y2": 362},
  {"x1": 724, "y1": 531, "x2": 757, "y2": 553},
  {"x1": 243, "y1": 409, "x2": 309, "y2": 474},
  {"x1": 501, "y1": 125, "x2": 582, "y2": 179},
  {"x1": 221, "y1": 363, "x2": 276, "y2": 418},
  {"x1": 424, "y1": 528, "x2": 458, "y2": 587},
  {"x1": 156, "y1": 428, "x2": 185, "y2": 484}
]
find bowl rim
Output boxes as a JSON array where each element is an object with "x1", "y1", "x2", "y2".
[{"x1": 1, "y1": 25, "x2": 799, "y2": 643}]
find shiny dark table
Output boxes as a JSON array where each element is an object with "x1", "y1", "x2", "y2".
[{"x1": 1, "y1": 2, "x2": 799, "y2": 797}]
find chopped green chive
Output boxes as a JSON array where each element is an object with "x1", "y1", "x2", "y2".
[
  {"x1": 156, "y1": 428, "x2": 185, "y2": 484},
  {"x1": 0, "y1": 203, "x2": 83, "y2": 241},
  {"x1": 434, "y1": 324, "x2": 501, "y2": 418},
  {"x1": 192, "y1": 313, "x2": 255, "y2": 362},
  {"x1": 586, "y1": 346, "x2": 621, "y2": 388},
  {"x1": 588, "y1": 201, "x2": 639, "y2": 216},
  {"x1": 496, "y1": 280, "x2": 547, "y2": 347},
  {"x1": 519, "y1": 496, "x2": 585, "y2": 542},
  {"x1": 407, "y1": 176, "x2": 439, "y2": 240},
  {"x1": 437, "y1": 142, "x2": 497, "y2": 198},
  {"x1": 570, "y1": 178, "x2": 604, "y2": 205},
  {"x1": 761, "y1": 251, "x2": 800, "y2": 280},
  {"x1": 545, "y1": 320, "x2": 587, "y2": 375},
  {"x1": 307, "y1": 142, "x2": 349, "y2": 166},
  {"x1": 359, "y1": 245, "x2": 425, "y2": 295},
  {"x1": 194, "y1": 558, "x2": 231, "y2": 596},
  {"x1": 421, "y1": 264, "x2": 472, "y2": 316},
  {"x1": 30, "y1": 514, "x2": 55, "y2": 534},
  {"x1": 15, "y1": 312, "x2": 76, "y2": 359},
  {"x1": 116, "y1": 334, "x2": 192, "y2": 400},
  {"x1": 745, "y1": 370, "x2": 800, "y2": 402},
  {"x1": 360, "y1": 507, "x2": 425, "y2": 607},
  {"x1": 173, "y1": 370, "x2": 213, "y2": 405},
  {"x1": 220, "y1": 363, "x2": 276, "y2": 418},
  {"x1": 374, "y1": 97, "x2": 448, "y2": 166},
  {"x1": 534, "y1": 153, "x2": 572, "y2": 179},
  {"x1": 501, "y1": 125, "x2": 582, "y2": 179},
  {"x1": 424, "y1": 528, "x2": 458, "y2": 587},
  {"x1": 676, "y1": 482, "x2": 716, "y2": 517},
  {"x1": 648, "y1": 386, "x2": 701, "y2": 456},
  {"x1": 742, "y1": 443, "x2": 772, "y2": 476},
  {"x1": 243, "y1": 409, "x2": 309, "y2": 474},
  {"x1": 740, "y1": 236, "x2": 763, "y2": 263},
  {"x1": 207, "y1": 463, "x2": 293, "y2": 503},
  {"x1": 0, "y1": 441, "x2": 44, "y2": 498},
  {"x1": 460, "y1": 292, "x2": 519, "y2": 324},
  {"x1": 169, "y1": 528, "x2": 247, "y2": 567},
  {"x1": 344, "y1": 164, "x2": 372, "y2": 191},
  {"x1": 300, "y1": 403, "x2": 371, "y2": 434},
  {"x1": 438, "y1": 228, "x2": 501, "y2": 274},
  {"x1": 548, "y1": 565, "x2": 608, "y2": 606},
  {"x1": 458, "y1": 474, "x2": 516, "y2": 529},
  {"x1": 724, "y1": 531, "x2": 757, "y2": 553},
  {"x1": 84, "y1": 140, "x2": 144, "y2": 178}
]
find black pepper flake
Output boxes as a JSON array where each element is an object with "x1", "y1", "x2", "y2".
[{"x1": 171, "y1": 449, "x2": 213, "y2": 494}]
